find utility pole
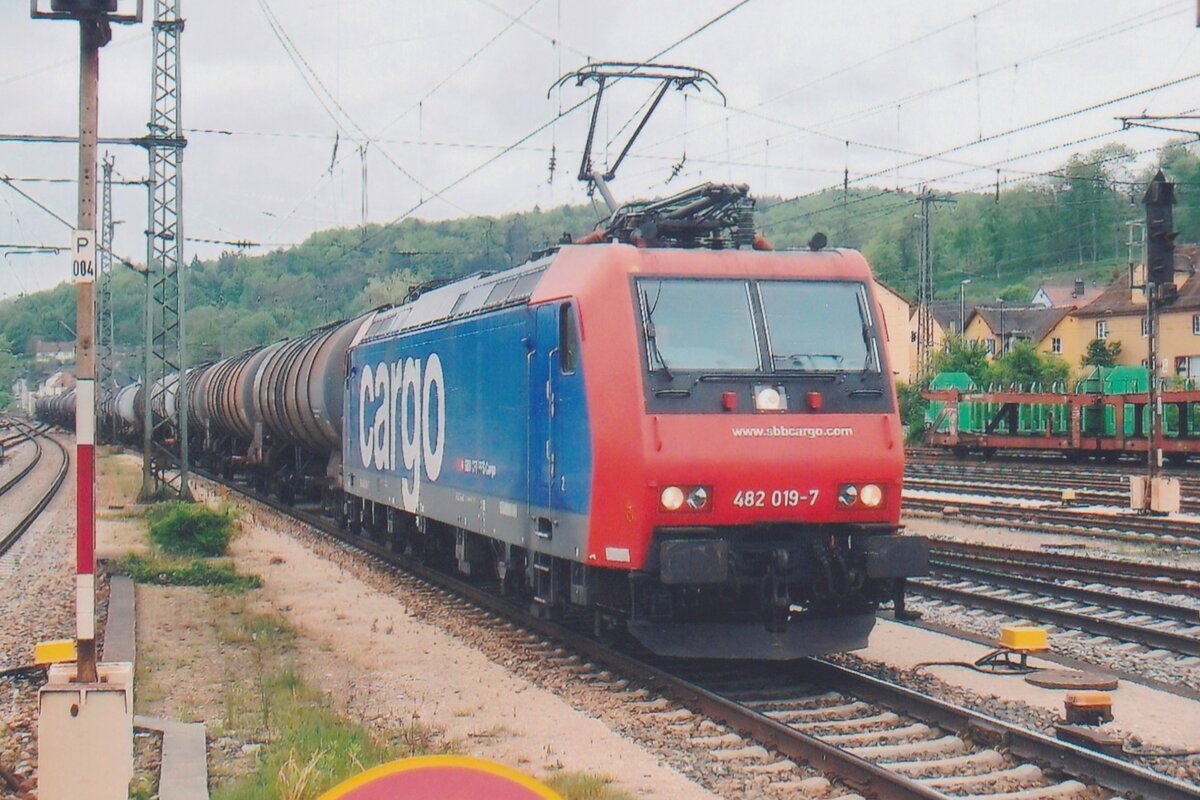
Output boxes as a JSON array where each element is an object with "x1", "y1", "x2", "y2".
[
  {"x1": 914, "y1": 187, "x2": 954, "y2": 382},
  {"x1": 137, "y1": 0, "x2": 190, "y2": 501}
]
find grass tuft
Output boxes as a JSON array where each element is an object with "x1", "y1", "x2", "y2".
[
  {"x1": 146, "y1": 500, "x2": 238, "y2": 557},
  {"x1": 213, "y1": 667, "x2": 422, "y2": 800},
  {"x1": 119, "y1": 553, "x2": 262, "y2": 592},
  {"x1": 545, "y1": 772, "x2": 636, "y2": 800}
]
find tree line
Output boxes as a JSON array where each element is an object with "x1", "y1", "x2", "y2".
[{"x1": 3, "y1": 141, "x2": 1200, "y2": 387}]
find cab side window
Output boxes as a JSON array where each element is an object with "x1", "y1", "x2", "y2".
[{"x1": 559, "y1": 303, "x2": 578, "y2": 374}]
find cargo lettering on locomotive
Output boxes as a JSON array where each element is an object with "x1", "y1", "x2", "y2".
[{"x1": 356, "y1": 353, "x2": 446, "y2": 511}]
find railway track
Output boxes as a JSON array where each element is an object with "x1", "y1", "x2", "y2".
[
  {"x1": 907, "y1": 453, "x2": 1200, "y2": 491},
  {"x1": 903, "y1": 494, "x2": 1200, "y2": 545},
  {"x1": 194, "y1": 468, "x2": 1199, "y2": 800},
  {"x1": 905, "y1": 458, "x2": 1200, "y2": 514},
  {"x1": 0, "y1": 420, "x2": 49, "y2": 452},
  {"x1": 929, "y1": 540, "x2": 1200, "y2": 599},
  {"x1": 0, "y1": 423, "x2": 69, "y2": 561},
  {"x1": 909, "y1": 572, "x2": 1200, "y2": 659}
]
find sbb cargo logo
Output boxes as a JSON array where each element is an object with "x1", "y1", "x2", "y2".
[{"x1": 357, "y1": 353, "x2": 446, "y2": 511}]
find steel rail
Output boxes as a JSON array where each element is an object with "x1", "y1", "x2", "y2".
[
  {"x1": 905, "y1": 476, "x2": 1123, "y2": 506},
  {"x1": 907, "y1": 452, "x2": 1200, "y2": 490},
  {"x1": 0, "y1": 423, "x2": 50, "y2": 451},
  {"x1": 928, "y1": 560, "x2": 1200, "y2": 624},
  {"x1": 194, "y1": 467, "x2": 1200, "y2": 800},
  {"x1": 905, "y1": 462, "x2": 1200, "y2": 513},
  {"x1": 909, "y1": 579, "x2": 1200, "y2": 658},
  {"x1": 928, "y1": 541, "x2": 1200, "y2": 599},
  {"x1": 903, "y1": 496, "x2": 1200, "y2": 542},
  {"x1": 801, "y1": 659, "x2": 1200, "y2": 800},
  {"x1": 0, "y1": 432, "x2": 69, "y2": 559},
  {"x1": 0, "y1": 432, "x2": 43, "y2": 499},
  {"x1": 930, "y1": 540, "x2": 1200, "y2": 583}
]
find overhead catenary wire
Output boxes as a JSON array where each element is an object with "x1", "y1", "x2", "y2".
[
  {"x1": 375, "y1": 0, "x2": 547, "y2": 136},
  {"x1": 762, "y1": 70, "x2": 1200, "y2": 222},
  {"x1": 306, "y1": 0, "x2": 757, "y2": 280},
  {"x1": 632, "y1": 1, "x2": 1189, "y2": 180},
  {"x1": 254, "y1": 0, "x2": 466, "y2": 214}
]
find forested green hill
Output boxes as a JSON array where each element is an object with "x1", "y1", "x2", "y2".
[{"x1": 4, "y1": 141, "x2": 1200, "y2": 370}]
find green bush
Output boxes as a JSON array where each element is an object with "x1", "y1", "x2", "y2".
[
  {"x1": 897, "y1": 382, "x2": 928, "y2": 444},
  {"x1": 120, "y1": 554, "x2": 261, "y2": 592},
  {"x1": 146, "y1": 501, "x2": 237, "y2": 557}
]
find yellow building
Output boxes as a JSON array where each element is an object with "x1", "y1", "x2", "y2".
[
  {"x1": 870, "y1": 279, "x2": 913, "y2": 383},
  {"x1": 963, "y1": 305, "x2": 1072, "y2": 360},
  {"x1": 1071, "y1": 261, "x2": 1200, "y2": 378},
  {"x1": 907, "y1": 302, "x2": 966, "y2": 384}
]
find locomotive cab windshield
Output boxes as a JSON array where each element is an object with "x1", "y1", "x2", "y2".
[{"x1": 636, "y1": 276, "x2": 891, "y2": 414}]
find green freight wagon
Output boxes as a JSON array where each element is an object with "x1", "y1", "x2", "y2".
[{"x1": 925, "y1": 372, "x2": 978, "y2": 433}]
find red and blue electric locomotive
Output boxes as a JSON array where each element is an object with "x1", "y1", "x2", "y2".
[{"x1": 341, "y1": 185, "x2": 928, "y2": 659}]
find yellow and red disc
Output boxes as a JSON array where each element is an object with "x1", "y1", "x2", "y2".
[{"x1": 319, "y1": 755, "x2": 563, "y2": 800}]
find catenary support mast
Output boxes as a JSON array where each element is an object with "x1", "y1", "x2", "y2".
[{"x1": 138, "y1": 0, "x2": 190, "y2": 501}]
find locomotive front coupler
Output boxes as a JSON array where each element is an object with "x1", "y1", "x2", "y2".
[{"x1": 763, "y1": 548, "x2": 791, "y2": 633}]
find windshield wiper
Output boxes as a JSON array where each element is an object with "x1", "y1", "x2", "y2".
[
  {"x1": 643, "y1": 289, "x2": 674, "y2": 381},
  {"x1": 647, "y1": 324, "x2": 674, "y2": 380}
]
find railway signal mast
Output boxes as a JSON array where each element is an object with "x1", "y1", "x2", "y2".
[
  {"x1": 31, "y1": 3, "x2": 141, "y2": 797},
  {"x1": 1137, "y1": 170, "x2": 1180, "y2": 514}
]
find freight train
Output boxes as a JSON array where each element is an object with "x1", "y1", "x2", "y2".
[
  {"x1": 42, "y1": 184, "x2": 929, "y2": 660},
  {"x1": 923, "y1": 367, "x2": 1200, "y2": 463}
]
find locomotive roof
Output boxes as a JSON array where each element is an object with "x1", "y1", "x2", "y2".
[
  {"x1": 362, "y1": 254, "x2": 555, "y2": 342},
  {"x1": 360, "y1": 242, "x2": 876, "y2": 344}
]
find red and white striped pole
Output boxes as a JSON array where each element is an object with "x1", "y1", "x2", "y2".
[{"x1": 72, "y1": 16, "x2": 106, "y2": 684}]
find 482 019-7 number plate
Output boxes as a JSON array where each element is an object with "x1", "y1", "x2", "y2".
[{"x1": 731, "y1": 489, "x2": 818, "y2": 508}]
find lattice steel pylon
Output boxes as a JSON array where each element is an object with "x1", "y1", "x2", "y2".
[
  {"x1": 138, "y1": 0, "x2": 190, "y2": 501},
  {"x1": 914, "y1": 187, "x2": 954, "y2": 384},
  {"x1": 97, "y1": 154, "x2": 116, "y2": 442},
  {"x1": 914, "y1": 190, "x2": 934, "y2": 383}
]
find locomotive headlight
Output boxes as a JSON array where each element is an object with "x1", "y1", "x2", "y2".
[
  {"x1": 859, "y1": 483, "x2": 883, "y2": 508},
  {"x1": 837, "y1": 484, "x2": 859, "y2": 507},
  {"x1": 754, "y1": 386, "x2": 784, "y2": 411},
  {"x1": 661, "y1": 486, "x2": 686, "y2": 511},
  {"x1": 686, "y1": 486, "x2": 709, "y2": 510}
]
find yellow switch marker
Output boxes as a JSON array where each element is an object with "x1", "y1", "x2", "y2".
[{"x1": 34, "y1": 639, "x2": 77, "y2": 666}]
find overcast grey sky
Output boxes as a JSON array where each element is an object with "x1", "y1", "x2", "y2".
[{"x1": 1, "y1": 0, "x2": 1198, "y2": 300}]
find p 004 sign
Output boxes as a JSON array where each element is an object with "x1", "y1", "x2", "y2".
[{"x1": 72, "y1": 230, "x2": 96, "y2": 283}]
